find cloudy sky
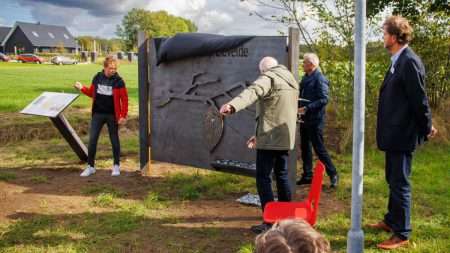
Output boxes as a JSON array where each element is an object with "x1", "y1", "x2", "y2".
[{"x1": 0, "y1": 0, "x2": 302, "y2": 38}]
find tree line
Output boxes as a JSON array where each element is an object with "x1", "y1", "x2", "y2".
[
  {"x1": 76, "y1": 8, "x2": 197, "y2": 53},
  {"x1": 241, "y1": 0, "x2": 448, "y2": 149},
  {"x1": 244, "y1": 0, "x2": 449, "y2": 111}
]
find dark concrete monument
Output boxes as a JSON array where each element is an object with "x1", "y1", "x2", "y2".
[{"x1": 138, "y1": 29, "x2": 300, "y2": 181}]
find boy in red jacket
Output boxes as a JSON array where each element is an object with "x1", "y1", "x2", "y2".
[{"x1": 74, "y1": 56, "x2": 128, "y2": 177}]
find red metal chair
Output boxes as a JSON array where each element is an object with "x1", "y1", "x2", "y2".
[{"x1": 263, "y1": 161, "x2": 325, "y2": 226}]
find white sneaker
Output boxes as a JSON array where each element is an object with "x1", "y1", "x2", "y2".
[
  {"x1": 111, "y1": 164, "x2": 120, "y2": 176},
  {"x1": 80, "y1": 166, "x2": 96, "y2": 177}
]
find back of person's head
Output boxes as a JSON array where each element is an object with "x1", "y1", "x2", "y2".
[
  {"x1": 255, "y1": 219, "x2": 330, "y2": 253},
  {"x1": 259, "y1": 56, "x2": 278, "y2": 73}
]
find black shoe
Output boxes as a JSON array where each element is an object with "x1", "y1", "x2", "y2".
[
  {"x1": 330, "y1": 174, "x2": 339, "y2": 188},
  {"x1": 296, "y1": 176, "x2": 312, "y2": 185},
  {"x1": 250, "y1": 223, "x2": 272, "y2": 234}
]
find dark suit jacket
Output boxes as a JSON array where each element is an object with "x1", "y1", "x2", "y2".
[
  {"x1": 377, "y1": 47, "x2": 432, "y2": 152},
  {"x1": 299, "y1": 69, "x2": 329, "y2": 126}
]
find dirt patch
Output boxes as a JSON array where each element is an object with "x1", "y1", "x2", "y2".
[
  {"x1": 0, "y1": 160, "x2": 346, "y2": 252},
  {"x1": 0, "y1": 111, "x2": 139, "y2": 145}
]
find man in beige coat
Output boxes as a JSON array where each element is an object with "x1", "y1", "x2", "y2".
[{"x1": 220, "y1": 56, "x2": 299, "y2": 234}]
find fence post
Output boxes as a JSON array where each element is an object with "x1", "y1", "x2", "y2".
[{"x1": 138, "y1": 31, "x2": 151, "y2": 174}]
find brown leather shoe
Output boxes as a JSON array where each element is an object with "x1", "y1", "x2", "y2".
[
  {"x1": 377, "y1": 235, "x2": 409, "y2": 250},
  {"x1": 367, "y1": 221, "x2": 392, "y2": 232}
]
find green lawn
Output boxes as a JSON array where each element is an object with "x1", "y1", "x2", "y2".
[
  {"x1": 0, "y1": 62, "x2": 138, "y2": 113},
  {"x1": 316, "y1": 144, "x2": 450, "y2": 252}
]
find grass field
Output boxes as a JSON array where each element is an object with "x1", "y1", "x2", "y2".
[
  {"x1": 0, "y1": 61, "x2": 138, "y2": 114},
  {"x1": 0, "y1": 62, "x2": 449, "y2": 252}
]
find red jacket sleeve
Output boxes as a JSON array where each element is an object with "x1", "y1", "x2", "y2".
[
  {"x1": 80, "y1": 84, "x2": 94, "y2": 97},
  {"x1": 119, "y1": 87, "x2": 128, "y2": 119}
]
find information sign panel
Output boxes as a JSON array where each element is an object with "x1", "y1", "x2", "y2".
[{"x1": 21, "y1": 92, "x2": 79, "y2": 118}]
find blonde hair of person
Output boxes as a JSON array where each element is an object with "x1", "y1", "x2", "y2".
[
  {"x1": 255, "y1": 219, "x2": 330, "y2": 253},
  {"x1": 103, "y1": 55, "x2": 118, "y2": 67}
]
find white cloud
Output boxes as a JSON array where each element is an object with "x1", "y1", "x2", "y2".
[
  {"x1": 197, "y1": 10, "x2": 233, "y2": 34},
  {"x1": 144, "y1": 0, "x2": 236, "y2": 34},
  {"x1": 145, "y1": 0, "x2": 206, "y2": 16},
  {"x1": 10, "y1": 0, "x2": 296, "y2": 38},
  {"x1": 26, "y1": 2, "x2": 79, "y2": 26},
  {"x1": 238, "y1": 1, "x2": 259, "y2": 12},
  {"x1": 70, "y1": 14, "x2": 122, "y2": 38}
]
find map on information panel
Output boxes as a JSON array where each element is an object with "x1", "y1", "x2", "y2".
[{"x1": 20, "y1": 92, "x2": 79, "y2": 118}]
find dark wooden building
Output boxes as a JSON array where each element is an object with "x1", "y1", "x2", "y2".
[
  {"x1": 0, "y1": 26, "x2": 11, "y2": 53},
  {"x1": 1, "y1": 21, "x2": 77, "y2": 54}
]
